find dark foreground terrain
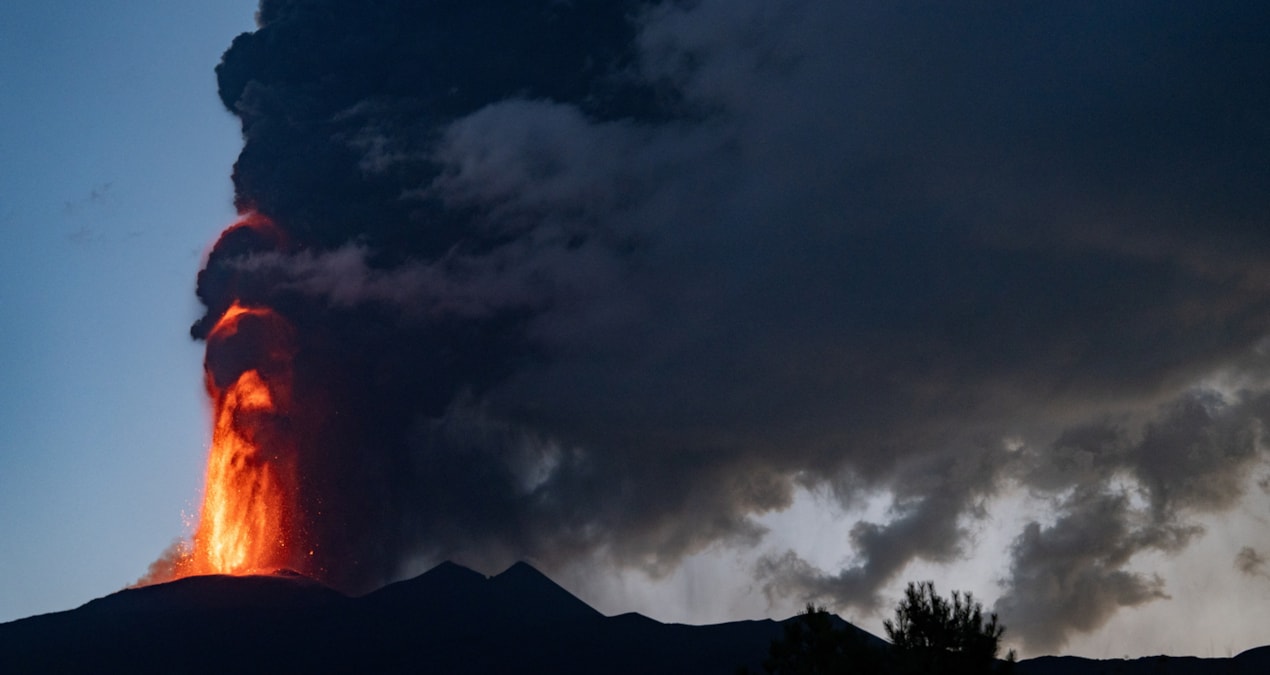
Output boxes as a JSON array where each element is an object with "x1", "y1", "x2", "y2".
[{"x1": 1, "y1": 562, "x2": 1265, "y2": 674}]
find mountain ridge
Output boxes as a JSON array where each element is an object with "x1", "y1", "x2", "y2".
[{"x1": 2, "y1": 562, "x2": 1266, "y2": 674}]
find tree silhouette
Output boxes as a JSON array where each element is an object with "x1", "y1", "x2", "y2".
[
  {"x1": 742, "y1": 583, "x2": 1015, "y2": 674},
  {"x1": 740, "y1": 604, "x2": 884, "y2": 675},
  {"x1": 883, "y1": 581, "x2": 1014, "y2": 675}
]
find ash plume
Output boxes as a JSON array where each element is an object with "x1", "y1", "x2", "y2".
[
  {"x1": 190, "y1": 0, "x2": 1270, "y2": 650},
  {"x1": 1237, "y1": 547, "x2": 1269, "y2": 579}
]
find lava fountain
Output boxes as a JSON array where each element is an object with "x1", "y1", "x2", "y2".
[
  {"x1": 183, "y1": 302, "x2": 299, "y2": 576},
  {"x1": 141, "y1": 214, "x2": 310, "y2": 584}
]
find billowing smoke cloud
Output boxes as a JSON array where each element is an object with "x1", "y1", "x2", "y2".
[
  {"x1": 1237, "y1": 547, "x2": 1269, "y2": 579},
  {"x1": 196, "y1": 0, "x2": 1270, "y2": 650},
  {"x1": 993, "y1": 389, "x2": 1267, "y2": 652}
]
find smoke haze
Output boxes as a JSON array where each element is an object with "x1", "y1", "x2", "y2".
[{"x1": 191, "y1": 0, "x2": 1270, "y2": 654}]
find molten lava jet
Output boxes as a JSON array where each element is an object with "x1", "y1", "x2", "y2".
[
  {"x1": 131, "y1": 213, "x2": 314, "y2": 585},
  {"x1": 176, "y1": 301, "x2": 300, "y2": 578}
]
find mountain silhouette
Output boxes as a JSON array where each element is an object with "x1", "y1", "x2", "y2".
[
  {"x1": 81, "y1": 569, "x2": 347, "y2": 613},
  {"x1": 0, "y1": 562, "x2": 784, "y2": 674},
  {"x1": 486, "y1": 561, "x2": 603, "y2": 622},
  {"x1": 1, "y1": 563, "x2": 1266, "y2": 674}
]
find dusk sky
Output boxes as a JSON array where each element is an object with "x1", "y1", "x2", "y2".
[
  {"x1": 3, "y1": 1, "x2": 1270, "y2": 660},
  {"x1": 0, "y1": 0, "x2": 258, "y2": 623}
]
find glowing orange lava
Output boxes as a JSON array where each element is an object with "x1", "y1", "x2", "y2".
[
  {"x1": 187, "y1": 368, "x2": 294, "y2": 575},
  {"x1": 173, "y1": 301, "x2": 299, "y2": 578}
]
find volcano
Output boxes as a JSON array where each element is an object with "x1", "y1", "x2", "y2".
[
  {"x1": 1, "y1": 562, "x2": 799, "y2": 674},
  {"x1": 3, "y1": 562, "x2": 1267, "y2": 674}
]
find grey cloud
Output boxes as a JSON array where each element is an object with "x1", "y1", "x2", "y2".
[
  {"x1": 994, "y1": 488, "x2": 1176, "y2": 655},
  {"x1": 1236, "y1": 547, "x2": 1268, "y2": 579},
  {"x1": 233, "y1": 245, "x2": 547, "y2": 319},
  {"x1": 415, "y1": 0, "x2": 1270, "y2": 629},
  {"x1": 190, "y1": 0, "x2": 1270, "y2": 646},
  {"x1": 757, "y1": 444, "x2": 1009, "y2": 611},
  {"x1": 996, "y1": 387, "x2": 1268, "y2": 651},
  {"x1": 427, "y1": 100, "x2": 658, "y2": 221}
]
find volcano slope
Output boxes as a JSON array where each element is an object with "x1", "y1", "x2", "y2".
[{"x1": 2, "y1": 562, "x2": 1266, "y2": 674}]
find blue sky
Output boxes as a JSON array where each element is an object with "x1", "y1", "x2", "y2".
[{"x1": 0, "y1": 1, "x2": 257, "y2": 622}]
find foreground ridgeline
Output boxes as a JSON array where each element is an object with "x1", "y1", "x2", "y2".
[{"x1": 1, "y1": 565, "x2": 1266, "y2": 674}]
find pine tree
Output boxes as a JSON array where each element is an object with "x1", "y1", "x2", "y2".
[{"x1": 883, "y1": 581, "x2": 1015, "y2": 675}]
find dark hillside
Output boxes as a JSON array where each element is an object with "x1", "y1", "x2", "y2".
[{"x1": 2, "y1": 563, "x2": 1265, "y2": 674}]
